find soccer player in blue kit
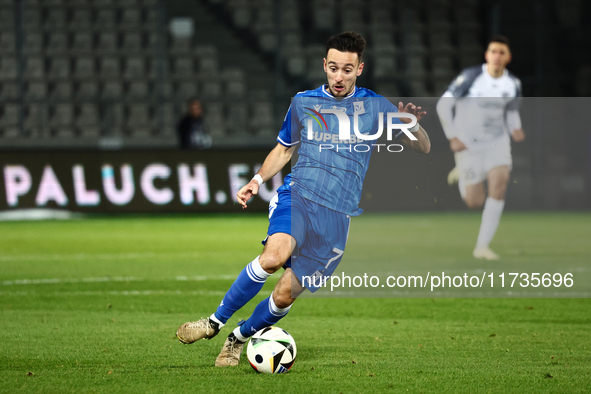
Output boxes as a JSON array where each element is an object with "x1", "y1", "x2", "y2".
[{"x1": 176, "y1": 32, "x2": 431, "y2": 367}]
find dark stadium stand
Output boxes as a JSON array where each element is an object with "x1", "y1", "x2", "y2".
[{"x1": 0, "y1": 0, "x2": 589, "y2": 149}]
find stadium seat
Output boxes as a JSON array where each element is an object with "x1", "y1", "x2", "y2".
[
  {"x1": 118, "y1": 0, "x2": 138, "y2": 6},
  {"x1": 407, "y1": 79, "x2": 431, "y2": 97},
  {"x1": 126, "y1": 103, "x2": 152, "y2": 136},
  {"x1": 119, "y1": 8, "x2": 142, "y2": 29},
  {"x1": 0, "y1": 7, "x2": 15, "y2": 31},
  {"x1": 226, "y1": 80, "x2": 246, "y2": 99},
  {"x1": 174, "y1": 81, "x2": 198, "y2": 102},
  {"x1": 22, "y1": 32, "x2": 43, "y2": 55},
  {"x1": 46, "y1": 32, "x2": 69, "y2": 55},
  {"x1": 0, "y1": 32, "x2": 16, "y2": 54},
  {"x1": 96, "y1": 32, "x2": 118, "y2": 54},
  {"x1": 431, "y1": 55, "x2": 455, "y2": 79},
  {"x1": 93, "y1": 0, "x2": 115, "y2": 6},
  {"x1": 154, "y1": 102, "x2": 175, "y2": 136},
  {"x1": 0, "y1": 57, "x2": 18, "y2": 81},
  {"x1": 94, "y1": 8, "x2": 116, "y2": 29},
  {"x1": 71, "y1": 32, "x2": 94, "y2": 54},
  {"x1": 49, "y1": 103, "x2": 75, "y2": 137},
  {"x1": 24, "y1": 103, "x2": 49, "y2": 138},
  {"x1": 201, "y1": 80, "x2": 222, "y2": 101},
  {"x1": 72, "y1": 57, "x2": 95, "y2": 79},
  {"x1": 123, "y1": 56, "x2": 147, "y2": 80},
  {"x1": 374, "y1": 80, "x2": 400, "y2": 97},
  {"x1": 145, "y1": 32, "x2": 162, "y2": 55},
  {"x1": 101, "y1": 80, "x2": 124, "y2": 100},
  {"x1": 49, "y1": 81, "x2": 74, "y2": 101},
  {"x1": 103, "y1": 102, "x2": 124, "y2": 136},
  {"x1": 44, "y1": 8, "x2": 67, "y2": 30},
  {"x1": 286, "y1": 50, "x2": 306, "y2": 77},
  {"x1": 169, "y1": 35, "x2": 192, "y2": 55},
  {"x1": 0, "y1": 82, "x2": 19, "y2": 101},
  {"x1": 312, "y1": 7, "x2": 335, "y2": 32},
  {"x1": 98, "y1": 57, "x2": 121, "y2": 79},
  {"x1": 24, "y1": 57, "x2": 45, "y2": 80},
  {"x1": 69, "y1": 8, "x2": 93, "y2": 30},
  {"x1": 198, "y1": 56, "x2": 218, "y2": 75},
  {"x1": 47, "y1": 57, "x2": 70, "y2": 80},
  {"x1": 429, "y1": 31, "x2": 455, "y2": 55},
  {"x1": 126, "y1": 81, "x2": 150, "y2": 100},
  {"x1": 121, "y1": 32, "x2": 144, "y2": 53},
  {"x1": 25, "y1": 81, "x2": 48, "y2": 101},
  {"x1": 373, "y1": 55, "x2": 398, "y2": 79},
  {"x1": 230, "y1": 1, "x2": 251, "y2": 29},
  {"x1": 76, "y1": 81, "x2": 99, "y2": 100},
  {"x1": 143, "y1": 7, "x2": 160, "y2": 30},
  {"x1": 401, "y1": 30, "x2": 427, "y2": 55},
  {"x1": 23, "y1": 8, "x2": 42, "y2": 31},
  {"x1": 405, "y1": 55, "x2": 427, "y2": 78},
  {"x1": 250, "y1": 101, "x2": 274, "y2": 137},
  {"x1": 204, "y1": 101, "x2": 225, "y2": 136},
  {"x1": 433, "y1": 79, "x2": 451, "y2": 95},
  {"x1": 0, "y1": 104, "x2": 21, "y2": 138},
  {"x1": 226, "y1": 102, "x2": 249, "y2": 135},
  {"x1": 76, "y1": 103, "x2": 101, "y2": 137},
  {"x1": 171, "y1": 57, "x2": 194, "y2": 80}
]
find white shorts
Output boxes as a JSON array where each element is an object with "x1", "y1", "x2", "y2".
[{"x1": 455, "y1": 144, "x2": 512, "y2": 197}]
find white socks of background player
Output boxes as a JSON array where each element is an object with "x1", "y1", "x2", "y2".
[{"x1": 475, "y1": 197, "x2": 505, "y2": 249}]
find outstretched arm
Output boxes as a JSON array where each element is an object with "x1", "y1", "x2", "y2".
[
  {"x1": 236, "y1": 143, "x2": 295, "y2": 209},
  {"x1": 397, "y1": 102, "x2": 431, "y2": 154}
]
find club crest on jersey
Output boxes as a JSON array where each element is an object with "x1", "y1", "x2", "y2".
[{"x1": 353, "y1": 101, "x2": 365, "y2": 115}]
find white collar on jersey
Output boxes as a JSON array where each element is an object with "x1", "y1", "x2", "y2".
[
  {"x1": 482, "y1": 63, "x2": 508, "y2": 79},
  {"x1": 322, "y1": 84, "x2": 357, "y2": 99}
]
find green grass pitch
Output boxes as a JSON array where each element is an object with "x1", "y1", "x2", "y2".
[{"x1": 0, "y1": 212, "x2": 590, "y2": 393}]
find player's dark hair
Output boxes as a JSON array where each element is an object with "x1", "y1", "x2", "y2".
[
  {"x1": 489, "y1": 35, "x2": 511, "y2": 51},
  {"x1": 187, "y1": 97, "x2": 201, "y2": 105},
  {"x1": 326, "y1": 31, "x2": 366, "y2": 62}
]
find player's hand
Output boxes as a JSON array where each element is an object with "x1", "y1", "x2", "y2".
[
  {"x1": 398, "y1": 102, "x2": 427, "y2": 123},
  {"x1": 236, "y1": 180, "x2": 259, "y2": 209},
  {"x1": 511, "y1": 128, "x2": 525, "y2": 142},
  {"x1": 449, "y1": 138, "x2": 467, "y2": 152}
]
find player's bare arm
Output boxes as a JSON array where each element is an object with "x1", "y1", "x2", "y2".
[
  {"x1": 511, "y1": 128, "x2": 525, "y2": 142},
  {"x1": 236, "y1": 143, "x2": 295, "y2": 209},
  {"x1": 397, "y1": 102, "x2": 431, "y2": 154}
]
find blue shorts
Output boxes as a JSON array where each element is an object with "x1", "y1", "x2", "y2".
[{"x1": 265, "y1": 189, "x2": 351, "y2": 292}]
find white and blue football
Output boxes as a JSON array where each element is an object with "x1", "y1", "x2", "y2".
[{"x1": 246, "y1": 326, "x2": 297, "y2": 374}]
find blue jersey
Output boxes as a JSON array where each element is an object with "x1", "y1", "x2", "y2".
[{"x1": 277, "y1": 85, "x2": 403, "y2": 216}]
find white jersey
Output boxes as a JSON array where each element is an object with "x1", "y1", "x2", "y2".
[{"x1": 436, "y1": 64, "x2": 522, "y2": 152}]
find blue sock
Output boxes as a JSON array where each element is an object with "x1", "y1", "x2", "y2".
[
  {"x1": 213, "y1": 256, "x2": 271, "y2": 324},
  {"x1": 236, "y1": 293, "x2": 291, "y2": 339}
]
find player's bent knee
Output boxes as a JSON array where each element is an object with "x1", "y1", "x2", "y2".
[{"x1": 259, "y1": 250, "x2": 289, "y2": 273}]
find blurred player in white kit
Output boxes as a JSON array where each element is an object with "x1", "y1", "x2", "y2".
[{"x1": 436, "y1": 35, "x2": 525, "y2": 260}]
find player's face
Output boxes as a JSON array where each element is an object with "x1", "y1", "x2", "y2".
[
  {"x1": 323, "y1": 49, "x2": 364, "y2": 97},
  {"x1": 485, "y1": 42, "x2": 512, "y2": 72}
]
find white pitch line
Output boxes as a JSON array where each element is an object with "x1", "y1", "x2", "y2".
[
  {"x1": 0, "y1": 290, "x2": 272, "y2": 297},
  {"x1": 1, "y1": 275, "x2": 241, "y2": 286},
  {"x1": 0, "y1": 252, "x2": 206, "y2": 262}
]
